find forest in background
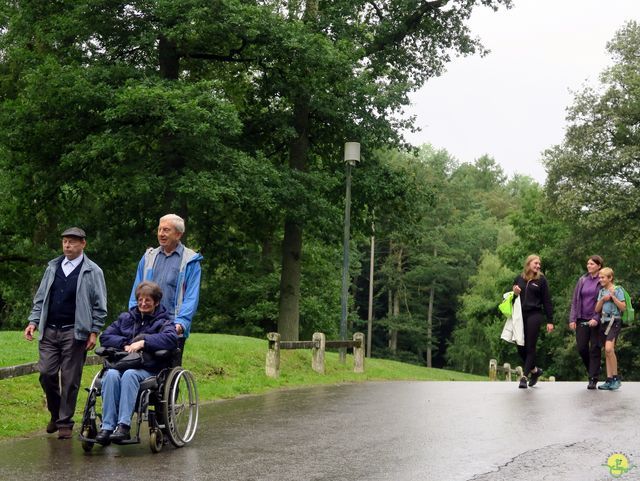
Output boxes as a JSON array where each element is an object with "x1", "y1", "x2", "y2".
[{"x1": 1, "y1": 2, "x2": 639, "y2": 380}]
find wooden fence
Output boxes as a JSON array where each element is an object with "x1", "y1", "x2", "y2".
[
  {"x1": 488, "y1": 359, "x2": 556, "y2": 382},
  {"x1": 266, "y1": 332, "x2": 365, "y2": 378},
  {"x1": 488, "y1": 359, "x2": 523, "y2": 381},
  {"x1": 0, "y1": 355, "x2": 103, "y2": 380}
]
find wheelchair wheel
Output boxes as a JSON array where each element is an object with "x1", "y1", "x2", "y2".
[
  {"x1": 81, "y1": 425, "x2": 97, "y2": 452},
  {"x1": 80, "y1": 370, "x2": 103, "y2": 452},
  {"x1": 162, "y1": 367, "x2": 198, "y2": 447},
  {"x1": 149, "y1": 428, "x2": 163, "y2": 453}
]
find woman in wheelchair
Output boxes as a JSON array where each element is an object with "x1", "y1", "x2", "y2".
[{"x1": 95, "y1": 281, "x2": 177, "y2": 445}]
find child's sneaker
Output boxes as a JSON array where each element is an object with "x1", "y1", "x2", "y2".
[
  {"x1": 609, "y1": 378, "x2": 621, "y2": 390},
  {"x1": 598, "y1": 379, "x2": 612, "y2": 390},
  {"x1": 518, "y1": 376, "x2": 528, "y2": 389}
]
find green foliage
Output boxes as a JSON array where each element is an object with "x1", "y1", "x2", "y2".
[
  {"x1": 446, "y1": 252, "x2": 517, "y2": 374},
  {"x1": 534, "y1": 21, "x2": 640, "y2": 380},
  {"x1": 0, "y1": 0, "x2": 513, "y2": 339},
  {"x1": 356, "y1": 147, "x2": 521, "y2": 366}
]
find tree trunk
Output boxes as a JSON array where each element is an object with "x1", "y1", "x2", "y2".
[
  {"x1": 426, "y1": 247, "x2": 437, "y2": 367},
  {"x1": 277, "y1": 0, "x2": 317, "y2": 341},
  {"x1": 426, "y1": 282, "x2": 435, "y2": 367},
  {"x1": 156, "y1": 32, "x2": 184, "y2": 212},
  {"x1": 278, "y1": 220, "x2": 302, "y2": 340},
  {"x1": 388, "y1": 244, "x2": 402, "y2": 351},
  {"x1": 277, "y1": 96, "x2": 310, "y2": 341},
  {"x1": 158, "y1": 34, "x2": 179, "y2": 80},
  {"x1": 388, "y1": 289, "x2": 399, "y2": 351}
]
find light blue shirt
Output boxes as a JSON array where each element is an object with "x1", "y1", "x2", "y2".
[
  {"x1": 150, "y1": 243, "x2": 184, "y2": 317},
  {"x1": 598, "y1": 287, "x2": 625, "y2": 318},
  {"x1": 62, "y1": 253, "x2": 84, "y2": 276}
]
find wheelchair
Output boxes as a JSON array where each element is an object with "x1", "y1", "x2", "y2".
[{"x1": 78, "y1": 346, "x2": 199, "y2": 453}]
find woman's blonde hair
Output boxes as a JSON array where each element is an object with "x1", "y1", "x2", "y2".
[{"x1": 522, "y1": 254, "x2": 542, "y2": 281}]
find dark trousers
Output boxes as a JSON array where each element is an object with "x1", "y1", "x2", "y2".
[
  {"x1": 516, "y1": 310, "x2": 544, "y2": 377},
  {"x1": 38, "y1": 327, "x2": 87, "y2": 428},
  {"x1": 575, "y1": 320, "x2": 601, "y2": 379}
]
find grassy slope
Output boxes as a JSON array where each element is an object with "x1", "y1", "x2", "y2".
[{"x1": 0, "y1": 332, "x2": 483, "y2": 439}]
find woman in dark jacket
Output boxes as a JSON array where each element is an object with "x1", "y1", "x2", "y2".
[
  {"x1": 512, "y1": 254, "x2": 554, "y2": 389},
  {"x1": 95, "y1": 281, "x2": 178, "y2": 444},
  {"x1": 568, "y1": 255, "x2": 603, "y2": 389}
]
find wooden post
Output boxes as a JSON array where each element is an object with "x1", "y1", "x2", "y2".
[
  {"x1": 503, "y1": 363, "x2": 512, "y2": 381},
  {"x1": 353, "y1": 332, "x2": 365, "y2": 373},
  {"x1": 266, "y1": 332, "x2": 281, "y2": 378},
  {"x1": 515, "y1": 366, "x2": 523, "y2": 379},
  {"x1": 489, "y1": 359, "x2": 497, "y2": 381},
  {"x1": 312, "y1": 332, "x2": 325, "y2": 374}
]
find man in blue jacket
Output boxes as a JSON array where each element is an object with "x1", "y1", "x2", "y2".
[
  {"x1": 128, "y1": 214, "x2": 202, "y2": 338},
  {"x1": 24, "y1": 227, "x2": 107, "y2": 439}
]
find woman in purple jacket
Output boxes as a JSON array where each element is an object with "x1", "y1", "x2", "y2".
[
  {"x1": 568, "y1": 255, "x2": 604, "y2": 390},
  {"x1": 95, "y1": 281, "x2": 178, "y2": 445}
]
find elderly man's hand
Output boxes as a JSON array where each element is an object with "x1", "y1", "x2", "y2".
[
  {"x1": 85, "y1": 332, "x2": 97, "y2": 351},
  {"x1": 24, "y1": 324, "x2": 36, "y2": 341}
]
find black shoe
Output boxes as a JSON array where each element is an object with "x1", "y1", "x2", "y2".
[
  {"x1": 46, "y1": 418, "x2": 58, "y2": 434},
  {"x1": 57, "y1": 426, "x2": 73, "y2": 440},
  {"x1": 528, "y1": 368, "x2": 543, "y2": 387},
  {"x1": 519, "y1": 376, "x2": 528, "y2": 389},
  {"x1": 95, "y1": 429, "x2": 113, "y2": 445},
  {"x1": 587, "y1": 377, "x2": 598, "y2": 390},
  {"x1": 110, "y1": 424, "x2": 130, "y2": 442}
]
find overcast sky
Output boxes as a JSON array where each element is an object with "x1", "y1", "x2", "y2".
[{"x1": 403, "y1": 0, "x2": 639, "y2": 184}]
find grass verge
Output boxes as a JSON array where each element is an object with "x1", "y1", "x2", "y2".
[{"x1": 0, "y1": 331, "x2": 483, "y2": 439}]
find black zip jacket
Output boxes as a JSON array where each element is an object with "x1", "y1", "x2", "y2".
[{"x1": 513, "y1": 275, "x2": 554, "y2": 324}]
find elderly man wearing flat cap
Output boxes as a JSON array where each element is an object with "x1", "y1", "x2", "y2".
[{"x1": 24, "y1": 227, "x2": 107, "y2": 439}]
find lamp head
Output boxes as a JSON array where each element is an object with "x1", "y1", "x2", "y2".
[{"x1": 344, "y1": 142, "x2": 360, "y2": 166}]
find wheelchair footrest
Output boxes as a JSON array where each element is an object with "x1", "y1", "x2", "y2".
[{"x1": 111, "y1": 437, "x2": 141, "y2": 445}]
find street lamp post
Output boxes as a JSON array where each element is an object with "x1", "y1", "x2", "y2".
[{"x1": 340, "y1": 142, "x2": 360, "y2": 363}]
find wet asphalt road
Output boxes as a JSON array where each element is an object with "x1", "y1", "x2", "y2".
[{"x1": 1, "y1": 381, "x2": 639, "y2": 481}]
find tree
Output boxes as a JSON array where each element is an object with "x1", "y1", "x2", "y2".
[
  {"x1": 544, "y1": 20, "x2": 640, "y2": 279},
  {"x1": 268, "y1": 0, "x2": 514, "y2": 340},
  {"x1": 354, "y1": 147, "x2": 517, "y2": 366},
  {"x1": 446, "y1": 252, "x2": 516, "y2": 374},
  {"x1": 0, "y1": 0, "x2": 513, "y2": 339},
  {"x1": 540, "y1": 21, "x2": 640, "y2": 380}
]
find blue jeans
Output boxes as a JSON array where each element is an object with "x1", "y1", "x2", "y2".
[{"x1": 101, "y1": 368, "x2": 153, "y2": 430}]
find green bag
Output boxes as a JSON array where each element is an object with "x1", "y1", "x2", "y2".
[
  {"x1": 616, "y1": 286, "x2": 635, "y2": 323},
  {"x1": 499, "y1": 292, "x2": 514, "y2": 317}
]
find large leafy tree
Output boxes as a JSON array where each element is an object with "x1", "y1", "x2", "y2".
[
  {"x1": 544, "y1": 20, "x2": 640, "y2": 280},
  {"x1": 542, "y1": 21, "x2": 640, "y2": 380},
  {"x1": 261, "y1": 0, "x2": 514, "y2": 340},
  {"x1": 0, "y1": 0, "x2": 513, "y2": 338}
]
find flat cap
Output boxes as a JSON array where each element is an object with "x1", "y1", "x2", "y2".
[{"x1": 61, "y1": 227, "x2": 86, "y2": 238}]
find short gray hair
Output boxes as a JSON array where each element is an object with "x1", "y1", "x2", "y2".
[
  {"x1": 135, "y1": 281, "x2": 163, "y2": 303},
  {"x1": 159, "y1": 213, "x2": 185, "y2": 233}
]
